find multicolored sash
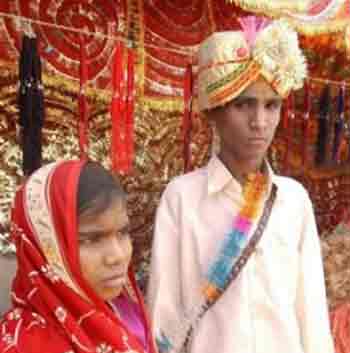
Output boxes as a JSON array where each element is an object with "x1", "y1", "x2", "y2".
[
  {"x1": 157, "y1": 177, "x2": 277, "y2": 353},
  {"x1": 183, "y1": 183, "x2": 277, "y2": 351}
]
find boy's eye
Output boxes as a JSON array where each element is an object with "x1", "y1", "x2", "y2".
[
  {"x1": 233, "y1": 100, "x2": 248, "y2": 108},
  {"x1": 266, "y1": 101, "x2": 282, "y2": 110},
  {"x1": 233, "y1": 103, "x2": 244, "y2": 109},
  {"x1": 232, "y1": 99, "x2": 255, "y2": 110}
]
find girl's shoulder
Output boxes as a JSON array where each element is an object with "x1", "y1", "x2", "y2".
[{"x1": 0, "y1": 307, "x2": 72, "y2": 353}]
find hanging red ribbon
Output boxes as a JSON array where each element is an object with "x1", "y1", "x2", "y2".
[
  {"x1": 283, "y1": 93, "x2": 294, "y2": 173},
  {"x1": 125, "y1": 47, "x2": 135, "y2": 173},
  {"x1": 111, "y1": 42, "x2": 127, "y2": 173},
  {"x1": 183, "y1": 64, "x2": 193, "y2": 172},
  {"x1": 302, "y1": 82, "x2": 311, "y2": 166},
  {"x1": 111, "y1": 43, "x2": 135, "y2": 174},
  {"x1": 79, "y1": 37, "x2": 89, "y2": 160}
]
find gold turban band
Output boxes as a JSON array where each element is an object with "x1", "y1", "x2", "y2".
[{"x1": 197, "y1": 17, "x2": 308, "y2": 112}]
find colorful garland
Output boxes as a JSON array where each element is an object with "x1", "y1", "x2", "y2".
[{"x1": 205, "y1": 172, "x2": 268, "y2": 299}]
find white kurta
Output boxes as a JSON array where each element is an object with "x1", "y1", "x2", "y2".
[{"x1": 148, "y1": 156, "x2": 334, "y2": 353}]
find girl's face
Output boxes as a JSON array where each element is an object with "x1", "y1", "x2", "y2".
[{"x1": 78, "y1": 198, "x2": 132, "y2": 301}]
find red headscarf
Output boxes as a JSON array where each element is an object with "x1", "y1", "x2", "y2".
[{"x1": 0, "y1": 160, "x2": 156, "y2": 353}]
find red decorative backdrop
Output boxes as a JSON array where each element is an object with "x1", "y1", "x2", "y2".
[{"x1": 0, "y1": 0, "x2": 349, "y2": 271}]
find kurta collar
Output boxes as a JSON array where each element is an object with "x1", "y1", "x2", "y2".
[
  {"x1": 207, "y1": 155, "x2": 242, "y2": 195},
  {"x1": 207, "y1": 154, "x2": 274, "y2": 197}
]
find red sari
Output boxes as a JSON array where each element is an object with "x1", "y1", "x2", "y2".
[{"x1": 0, "y1": 160, "x2": 157, "y2": 353}]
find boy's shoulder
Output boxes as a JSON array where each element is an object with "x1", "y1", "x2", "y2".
[{"x1": 165, "y1": 165, "x2": 208, "y2": 195}]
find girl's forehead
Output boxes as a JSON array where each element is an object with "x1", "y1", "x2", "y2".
[
  {"x1": 79, "y1": 198, "x2": 128, "y2": 227},
  {"x1": 79, "y1": 201, "x2": 129, "y2": 234}
]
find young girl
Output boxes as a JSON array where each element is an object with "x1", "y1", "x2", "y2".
[{"x1": 0, "y1": 160, "x2": 157, "y2": 353}]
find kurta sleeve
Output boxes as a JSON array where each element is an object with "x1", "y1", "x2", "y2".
[
  {"x1": 295, "y1": 192, "x2": 335, "y2": 353},
  {"x1": 147, "y1": 182, "x2": 184, "y2": 352}
]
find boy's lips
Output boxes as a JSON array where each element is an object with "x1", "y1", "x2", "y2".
[{"x1": 248, "y1": 137, "x2": 267, "y2": 146}]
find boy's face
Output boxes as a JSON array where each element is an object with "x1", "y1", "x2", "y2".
[{"x1": 209, "y1": 77, "x2": 283, "y2": 170}]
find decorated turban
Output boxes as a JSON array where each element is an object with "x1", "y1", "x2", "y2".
[{"x1": 197, "y1": 16, "x2": 307, "y2": 112}]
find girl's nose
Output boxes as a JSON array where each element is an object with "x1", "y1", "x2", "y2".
[{"x1": 103, "y1": 235, "x2": 128, "y2": 266}]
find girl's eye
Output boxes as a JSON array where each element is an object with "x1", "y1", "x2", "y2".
[
  {"x1": 119, "y1": 229, "x2": 130, "y2": 239},
  {"x1": 79, "y1": 235, "x2": 101, "y2": 246}
]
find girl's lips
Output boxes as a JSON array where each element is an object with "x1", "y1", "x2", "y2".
[{"x1": 101, "y1": 273, "x2": 126, "y2": 288}]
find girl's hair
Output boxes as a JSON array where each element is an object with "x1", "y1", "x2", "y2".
[{"x1": 77, "y1": 162, "x2": 126, "y2": 216}]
